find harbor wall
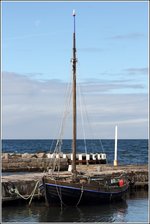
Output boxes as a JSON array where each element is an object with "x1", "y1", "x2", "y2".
[
  {"x1": 2, "y1": 153, "x2": 68, "y2": 172},
  {"x1": 2, "y1": 152, "x2": 106, "y2": 172},
  {"x1": 2, "y1": 173, "x2": 44, "y2": 205}
]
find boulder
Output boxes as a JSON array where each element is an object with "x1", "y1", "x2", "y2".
[
  {"x1": 2, "y1": 153, "x2": 11, "y2": 160},
  {"x1": 9, "y1": 153, "x2": 22, "y2": 159},
  {"x1": 36, "y1": 152, "x2": 47, "y2": 158},
  {"x1": 22, "y1": 153, "x2": 37, "y2": 159}
]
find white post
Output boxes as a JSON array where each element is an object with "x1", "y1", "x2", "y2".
[{"x1": 114, "y1": 125, "x2": 118, "y2": 166}]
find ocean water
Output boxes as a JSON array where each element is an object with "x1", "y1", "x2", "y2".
[
  {"x1": 2, "y1": 190, "x2": 148, "y2": 222},
  {"x1": 2, "y1": 139, "x2": 148, "y2": 165}
]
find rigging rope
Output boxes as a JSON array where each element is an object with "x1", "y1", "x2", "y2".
[
  {"x1": 54, "y1": 178, "x2": 66, "y2": 208},
  {"x1": 54, "y1": 78, "x2": 72, "y2": 153},
  {"x1": 78, "y1": 83, "x2": 87, "y2": 154},
  {"x1": 77, "y1": 71, "x2": 105, "y2": 153},
  {"x1": 76, "y1": 185, "x2": 84, "y2": 207},
  {"x1": 54, "y1": 177, "x2": 84, "y2": 208},
  {"x1": 48, "y1": 68, "x2": 72, "y2": 156},
  {"x1": 47, "y1": 69, "x2": 72, "y2": 172}
]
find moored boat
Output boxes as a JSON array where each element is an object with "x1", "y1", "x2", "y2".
[
  {"x1": 42, "y1": 10, "x2": 129, "y2": 206},
  {"x1": 43, "y1": 173, "x2": 129, "y2": 206}
]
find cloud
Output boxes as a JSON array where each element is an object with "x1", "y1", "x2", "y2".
[
  {"x1": 2, "y1": 71, "x2": 71, "y2": 138},
  {"x1": 82, "y1": 93, "x2": 148, "y2": 139},
  {"x1": 123, "y1": 67, "x2": 148, "y2": 75},
  {"x1": 2, "y1": 71, "x2": 148, "y2": 139},
  {"x1": 91, "y1": 67, "x2": 148, "y2": 94},
  {"x1": 79, "y1": 79, "x2": 144, "y2": 94},
  {"x1": 110, "y1": 32, "x2": 145, "y2": 40},
  {"x1": 97, "y1": 67, "x2": 148, "y2": 78}
]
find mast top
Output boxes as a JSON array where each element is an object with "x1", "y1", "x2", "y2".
[{"x1": 72, "y1": 9, "x2": 76, "y2": 16}]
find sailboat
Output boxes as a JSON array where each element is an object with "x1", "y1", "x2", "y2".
[{"x1": 42, "y1": 10, "x2": 129, "y2": 206}]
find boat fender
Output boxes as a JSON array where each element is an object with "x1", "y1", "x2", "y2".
[
  {"x1": 97, "y1": 154, "x2": 102, "y2": 160},
  {"x1": 92, "y1": 154, "x2": 96, "y2": 160},
  {"x1": 70, "y1": 154, "x2": 73, "y2": 160},
  {"x1": 68, "y1": 164, "x2": 72, "y2": 172},
  {"x1": 119, "y1": 179, "x2": 124, "y2": 187},
  {"x1": 102, "y1": 154, "x2": 106, "y2": 160},
  {"x1": 86, "y1": 154, "x2": 90, "y2": 160},
  {"x1": 79, "y1": 154, "x2": 83, "y2": 160}
]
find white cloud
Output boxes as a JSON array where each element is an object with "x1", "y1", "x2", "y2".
[
  {"x1": 2, "y1": 72, "x2": 148, "y2": 139},
  {"x1": 111, "y1": 33, "x2": 145, "y2": 40},
  {"x1": 123, "y1": 67, "x2": 148, "y2": 75}
]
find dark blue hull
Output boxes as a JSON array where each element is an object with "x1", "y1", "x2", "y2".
[{"x1": 44, "y1": 181, "x2": 128, "y2": 206}]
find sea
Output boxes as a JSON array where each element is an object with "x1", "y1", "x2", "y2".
[
  {"x1": 2, "y1": 139, "x2": 148, "y2": 165},
  {"x1": 2, "y1": 139, "x2": 149, "y2": 223}
]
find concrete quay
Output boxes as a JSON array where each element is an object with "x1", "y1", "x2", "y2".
[
  {"x1": 2, "y1": 164, "x2": 148, "y2": 205},
  {"x1": 2, "y1": 152, "x2": 106, "y2": 172},
  {"x1": 2, "y1": 152, "x2": 68, "y2": 172},
  {"x1": 2, "y1": 172, "x2": 44, "y2": 205}
]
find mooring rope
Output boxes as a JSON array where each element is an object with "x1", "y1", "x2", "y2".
[
  {"x1": 28, "y1": 180, "x2": 40, "y2": 206},
  {"x1": 8, "y1": 180, "x2": 40, "y2": 206}
]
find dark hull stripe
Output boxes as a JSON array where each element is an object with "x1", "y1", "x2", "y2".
[{"x1": 45, "y1": 182, "x2": 128, "y2": 195}]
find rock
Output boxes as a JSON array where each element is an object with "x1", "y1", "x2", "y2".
[
  {"x1": 2, "y1": 153, "x2": 11, "y2": 160},
  {"x1": 22, "y1": 153, "x2": 29, "y2": 158},
  {"x1": 22, "y1": 153, "x2": 37, "y2": 159},
  {"x1": 30, "y1": 154, "x2": 38, "y2": 158},
  {"x1": 36, "y1": 152, "x2": 47, "y2": 158},
  {"x1": 9, "y1": 153, "x2": 22, "y2": 159}
]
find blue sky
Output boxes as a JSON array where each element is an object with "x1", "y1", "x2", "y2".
[{"x1": 2, "y1": 1, "x2": 149, "y2": 139}]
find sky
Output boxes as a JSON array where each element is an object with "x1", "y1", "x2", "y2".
[{"x1": 2, "y1": 1, "x2": 149, "y2": 139}]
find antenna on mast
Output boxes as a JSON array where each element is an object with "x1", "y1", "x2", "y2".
[
  {"x1": 72, "y1": 10, "x2": 76, "y2": 33},
  {"x1": 72, "y1": 9, "x2": 77, "y2": 179}
]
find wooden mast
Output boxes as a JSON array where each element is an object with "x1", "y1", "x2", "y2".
[{"x1": 72, "y1": 10, "x2": 77, "y2": 177}]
